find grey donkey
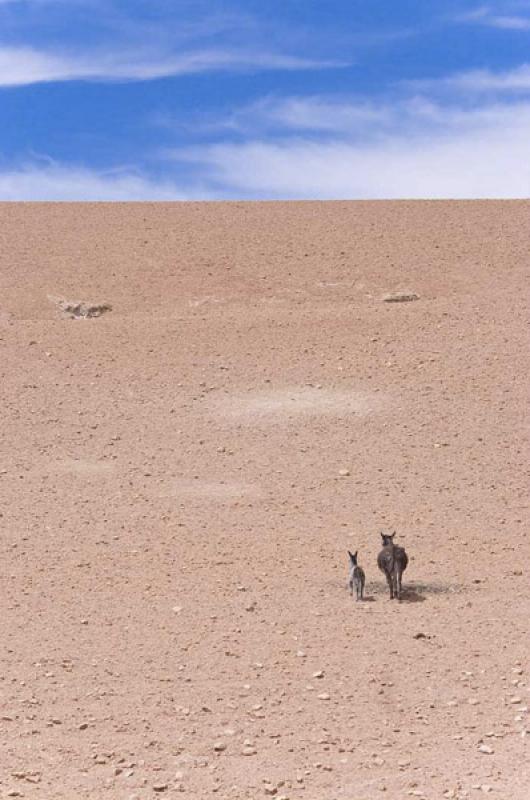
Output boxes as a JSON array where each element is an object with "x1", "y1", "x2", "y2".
[
  {"x1": 348, "y1": 550, "x2": 365, "y2": 601},
  {"x1": 377, "y1": 531, "x2": 408, "y2": 601}
]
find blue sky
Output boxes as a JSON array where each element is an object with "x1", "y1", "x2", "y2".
[{"x1": 2, "y1": 0, "x2": 530, "y2": 199}]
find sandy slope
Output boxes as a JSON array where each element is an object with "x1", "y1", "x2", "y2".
[{"x1": 0, "y1": 201, "x2": 528, "y2": 799}]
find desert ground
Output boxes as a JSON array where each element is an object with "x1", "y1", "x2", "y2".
[{"x1": 0, "y1": 201, "x2": 528, "y2": 799}]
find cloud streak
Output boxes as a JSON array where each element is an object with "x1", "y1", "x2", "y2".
[
  {"x1": 174, "y1": 96, "x2": 530, "y2": 199},
  {"x1": 0, "y1": 162, "x2": 196, "y2": 200},
  {"x1": 0, "y1": 45, "x2": 345, "y2": 87},
  {"x1": 437, "y1": 63, "x2": 530, "y2": 92},
  {"x1": 456, "y1": 6, "x2": 530, "y2": 30}
]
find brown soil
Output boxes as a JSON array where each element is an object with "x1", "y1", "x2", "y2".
[{"x1": 0, "y1": 201, "x2": 528, "y2": 799}]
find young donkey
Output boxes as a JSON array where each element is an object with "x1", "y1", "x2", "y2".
[
  {"x1": 377, "y1": 531, "x2": 408, "y2": 601},
  {"x1": 348, "y1": 551, "x2": 365, "y2": 601}
]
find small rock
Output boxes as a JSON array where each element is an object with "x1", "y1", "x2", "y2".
[
  {"x1": 153, "y1": 784, "x2": 168, "y2": 793},
  {"x1": 242, "y1": 746, "x2": 257, "y2": 756},
  {"x1": 338, "y1": 468, "x2": 350, "y2": 477},
  {"x1": 264, "y1": 786, "x2": 277, "y2": 796},
  {"x1": 317, "y1": 693, "x2": 330, "y2": 700},
  {"x1": 383, "y1": 292, "x2": 419, "y2": 303},
  {"x1": 509, "y1": 697, "x2": 522, "y2": 704},
  {"x1": 312, "y1": 670, "x2": 324, "y2": 679},
  {"x1": 478, "y1": 744, "x2": 494, "y2": 754},
  {"x1": 213, "y1": 742, "x2": 227, "y2": 752}
]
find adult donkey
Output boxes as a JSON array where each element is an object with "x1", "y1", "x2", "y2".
[{"x1": 377, "y1": 531, "x2": 408, "y2": 601}]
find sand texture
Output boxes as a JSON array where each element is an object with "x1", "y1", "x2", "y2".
[{"x1": 0, "y1": 201, "x2": 528, "y2": 799}]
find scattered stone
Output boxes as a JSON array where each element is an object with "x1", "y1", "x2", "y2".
[
  {"x1": 56, "y1": 298, "x2": 112, "y2": 319},
  {"x1": 153, "y1": 784, "x2": 168, "y2": 793},
  {"x1": 312, "y1": 670, "x2": 324, "y2": 679},
  {"x1": 264, "y1": 786, "x2": 277, "y2": 796},
  {"x1": 478, "y1": 744, "x2": 494, "y2": 755},
  {"x1": 338, "y1": 468, "x2": 350, "y2": 477},
  {"x1": 317, "y1": 693, "x2": 330, "y2": 700},
  {"x1": 213, "y1": 741, "x2": 227, "y2": 752},
  {"x1": 509, "y1": 697, "x2": 522, "y2": 704},
  {"x1": 79, "y1": 722, "x2": 89, "y2": 730},
  {"x1": 242, "y1": 746, "x2": 257, "y2": 756},
  {"x1": 383, "y1": 292, "x2": 420, "y2": 303}
]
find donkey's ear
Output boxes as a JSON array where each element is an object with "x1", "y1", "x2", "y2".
[
  {"x1": 354, "y1": 550, "x2": 358, "y2": 559},
  {"x1": 348, "y1": 550, "x2": 355, "y2": 562},
  {"x1": 380, "y1": 532, "x2": 385, "y2": 540}
]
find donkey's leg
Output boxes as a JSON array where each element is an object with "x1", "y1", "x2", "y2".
[
  {"x1": 385, "y1": 571, "x2": 394, "y2": 599},
  {"x1": 395, "y1": 569, "x2": 403, "y2": 601}
]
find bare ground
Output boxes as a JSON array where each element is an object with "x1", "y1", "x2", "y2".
[{"x1": 0, "y1": 201, "x2": 528, "y2": 799}]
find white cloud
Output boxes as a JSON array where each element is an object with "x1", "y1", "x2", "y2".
[
  {"x1": 456, "y1": 6, "x2": 530, "y2": 30},
  {"x1": 0, "y1": 45, "x2": 344, "y2": 87},
  {"x1": 487, "y1": 15, "x2": 530, "y2": 29},
  {"x1": 176, "y1": 98, "x2": 530, "y2": 199},
  {"x1": 440, "y1": 63, "x2": 530, "y2": 92},
  {"x1": 0, "y1": 163, "x2": 197, "y2": 200}
]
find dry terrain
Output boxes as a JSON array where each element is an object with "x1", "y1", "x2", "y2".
[{"x1": 0, "y1": 201, "x2": 529, "y2": 799}]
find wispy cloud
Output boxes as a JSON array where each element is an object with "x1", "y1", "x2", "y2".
[
  {"x1": 0, "y1": 45, "x2": 345, "y2": 87},
  {"x1": 0, "y1": 162, "x2": 197, "y2": 200},
  {"x1": 436, "y1": 63, "x2": 530, "y2": 92},
  {"x1": 457, "y1": 6, "x2": 530, "y2": 30},
  {"x1": 172, "y1": 96, "x2": 530, "y2": 199}
]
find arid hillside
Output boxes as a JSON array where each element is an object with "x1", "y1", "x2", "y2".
[{"x1": 0, "y1": 201, "x2": 528, "y2": 799}]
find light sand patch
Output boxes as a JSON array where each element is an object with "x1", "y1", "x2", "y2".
[
  {"x1": 157, "y1": 478, "x2": 262, "y2": 501},
  {"x1": 50, "y1": 459, "x2": 115, "y2": 477},
  {"x1": 217, "y1": 387, "x2": 382, "y2": 421}
]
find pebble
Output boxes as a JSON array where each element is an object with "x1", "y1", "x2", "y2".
[
  {"x1": 509, "y1": 697, "x2": 522, "y2": 704},
  {"x1": 478, "y1": 744, "x2": 494, "y2": 754},
  {"x1": 213, "y1": 742, "x2": 227, "y2": 752},
  {"x1": 317, "y1": 693, "x2": 330, "y2": 700},
  {"x1": 153, "y1": 784, "x2": 168, "y2": 793},
  {"x1": 242, "y1": 746, "x2": 257, "y2": 756},
  {"x1": 338, "y1": 468, "x2": 350, "y2": 477},
  {"x1": 312, "y1": 670, "x2": 324, "y2": 679},
  {"x1": 383, "y1": 292, "x2": 419, "y2": 303}
]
